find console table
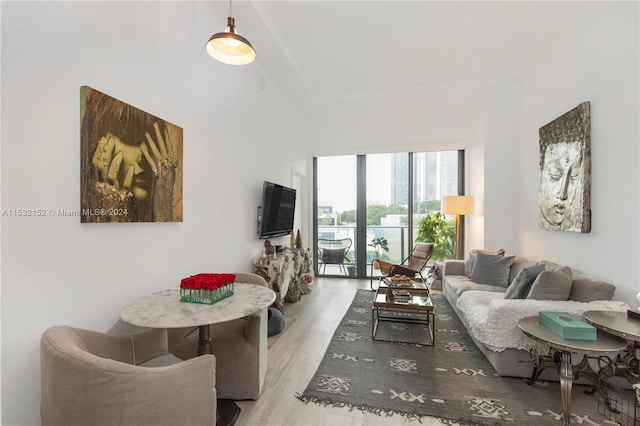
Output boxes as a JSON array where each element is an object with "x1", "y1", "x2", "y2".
[{"x1": 252, "y1": 248, "x2": 314, "y2": 312}]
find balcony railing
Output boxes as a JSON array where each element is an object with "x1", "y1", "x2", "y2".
[{"x1": 317, "y1": 225, "x2": 421, "y2": 275}]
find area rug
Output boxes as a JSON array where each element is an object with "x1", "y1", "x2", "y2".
[{"x1": 296, "y1": 289, "x2": 618, "y2": 425}]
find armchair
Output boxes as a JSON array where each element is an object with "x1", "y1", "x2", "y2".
[
  {"x1": 41, "y1": 325, "x2": 216, "y2": 426},
  {"x1": 167, "y1": 272, "x2": 268, "y2": 400},
  {"x1": 370, "y1": 242, "x2": 434, "y2": 289}
]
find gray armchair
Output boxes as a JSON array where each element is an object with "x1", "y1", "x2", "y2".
[
  {"x1": 167, "y1": 272, "x2": 268, "y2": 400},
  {"x1": 41, "y1": 325, "x2": 216, "y2": 426}
]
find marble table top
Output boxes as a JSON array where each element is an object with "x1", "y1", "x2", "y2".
[{"x1": 120, "y1": 283, "x2": 276, "y2": 328}]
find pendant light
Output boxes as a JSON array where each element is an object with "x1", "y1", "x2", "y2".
[{"x1": 205, "y1": 0, "x2": 256, "y2": 65}]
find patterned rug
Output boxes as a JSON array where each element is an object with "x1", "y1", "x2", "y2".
[{"x1": 296, "y1": 289, "x2": 619, "y2": 425}]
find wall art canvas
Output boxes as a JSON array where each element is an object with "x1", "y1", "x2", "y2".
[
  {"x1": 538, "y1": 101, "x2": 591, "y2": 233},
  {"x1": 80, "y1": 86, "x2": 183, "y2": 223}
]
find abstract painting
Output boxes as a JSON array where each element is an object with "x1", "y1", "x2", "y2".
[
  {"x1": 538, "y1": 101, "x2": 591, "y2": 233},
  {"x1": 80, "y1": 86, "x2": 183, "y2": 223}
]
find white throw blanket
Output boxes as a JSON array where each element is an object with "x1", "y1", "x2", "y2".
[{"x1": 456, "y1": 290, "x2": 630, "y2": 353}]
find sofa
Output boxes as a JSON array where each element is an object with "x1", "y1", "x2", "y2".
[{"x1": 442, "y1": 250, "x2": 629, "y2": 379}]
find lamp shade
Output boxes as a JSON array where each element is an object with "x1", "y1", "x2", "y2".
[
  {"x1": 441, "y1": 196, "x2": 475, "y2": 216},
  {"x1": 206, "y1": 17, "x2": 256, "y2": 65}
]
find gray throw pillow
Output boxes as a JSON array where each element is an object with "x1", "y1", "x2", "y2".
[
  {"x1": 503, "y1": 264, "x2": 545, "y2": 299},
  {"x1": 569, "y1": 272, "x2": 616, "y2": 302},
  {"x1": 469, "y1": 252, "x2": 515, "y2": 286},
  {"x1": 464, "y1": 248, "x2": 506, "y2": 277},
  {"x1": 508, "y1": 258, "x2": 537, "y2": 284},
  {"x1": 527, "y1": 266, "x2": 573, "y2": 301}
]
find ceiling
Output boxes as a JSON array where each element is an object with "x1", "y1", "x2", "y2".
[{"x1": 210, "y1": 1, "x2": 607, "y2": 107}]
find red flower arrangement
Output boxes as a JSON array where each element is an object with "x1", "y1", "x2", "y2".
[{"x1": 180, "y1": 273, "x2": 235, "y2": 304}]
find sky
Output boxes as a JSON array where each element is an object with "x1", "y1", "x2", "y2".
[{"x1": 317, "y1": 155, "x2": 392, "y2": 213}]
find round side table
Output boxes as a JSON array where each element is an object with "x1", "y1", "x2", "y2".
[{"x1": 518, "y1": 316, "x2": 628, "y2": 426}]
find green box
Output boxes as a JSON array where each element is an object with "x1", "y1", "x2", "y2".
[{"x1": 538, "y1": 311, "x2": 597, "y2": 340}]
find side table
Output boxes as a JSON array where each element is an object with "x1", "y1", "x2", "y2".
[
  {"x1": 518, "y1": 316, "x2": 628, "y2": 426},
  {"x1": 583, "y1": 310, "x2": 640, "y2": 422},
  {"x1": 583, "y1": 310, "x2": 640, "y2": 382}
]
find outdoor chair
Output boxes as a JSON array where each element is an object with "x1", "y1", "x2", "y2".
[
  {"x1": 317, "y1": 238, "x2": 352, "y2": 275},
  {"x1": 370, "y1": 242, "x2": 434, "y2": 289}
]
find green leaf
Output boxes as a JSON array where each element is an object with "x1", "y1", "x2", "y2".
[{"x1": 415, "y1": 212, "x2": 455, "y2": 261}]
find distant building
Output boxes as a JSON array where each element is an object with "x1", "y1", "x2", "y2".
[{"x1": 391, "y1": 151, "x2": 459, "y2": 205}]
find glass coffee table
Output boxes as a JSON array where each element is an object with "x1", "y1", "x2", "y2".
[
  {"x1": 371, "y1": 286, "x2": 434, "y2": 346},
  {"x1": 381, "y1": 276, "x2": 429, "y2": 290}
]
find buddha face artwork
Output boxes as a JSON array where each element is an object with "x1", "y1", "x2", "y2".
[
  {"x1": 538, "y1": 102, "x2": 591, "y2": 233},
  {"x1": 80, "y1": 86, "x2": 183, "y2": 223}
]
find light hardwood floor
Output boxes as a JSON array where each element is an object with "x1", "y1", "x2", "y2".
[{"x1": 235, "y1": 277, "x2": 453, "y2": 426}]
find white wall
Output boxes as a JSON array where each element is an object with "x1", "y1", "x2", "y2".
[
  {"x1": 511, "y1": 1, "x2": 639, "y2": 304},
  {"x1": 2, "y1": 1, "x2": 638, "y2": 425},
  {"x1": 310, "y1": 2, "x2": 639, "y2": 306},
  {"x1": 309, "y1": 81, "x2": 487, "y2": 253},
  {"x1": 482, "y1": 79, "x2": 524, "y2": 253},
  {"x1": 1, "y1": 2, "x2": 309, "y2": 424}
]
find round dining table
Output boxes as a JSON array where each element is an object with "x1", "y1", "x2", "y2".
[
  {"x1": 120, "y1": 284, "x2": 276, "y2": 355},
  {"x1": 120, "y1": 284, "x2": 276, "y2": 426}
]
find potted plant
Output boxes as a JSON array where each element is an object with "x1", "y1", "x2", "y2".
[
  {"x1": 344, "y1": 254, "x2": 357, "y2": 276},
  {"x1": 368, "y1": 237, "x2": 389, "y2": 269},
  {"x1": 415, "y1": 212, "x2": 455, "y2": 261}
]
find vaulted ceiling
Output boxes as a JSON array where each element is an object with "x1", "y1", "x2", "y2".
[{"x1": 206, "y1": 1, "x2": 611, "y2": 109}]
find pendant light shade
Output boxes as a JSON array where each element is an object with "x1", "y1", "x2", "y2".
[{"x1": 206, "y1": 16, "x2": 256, "y2": 65}]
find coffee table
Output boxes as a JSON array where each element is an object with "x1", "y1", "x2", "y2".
[
  {"x1": 380, "y1": 276, "x2": 429, "y2": 290},
  {"x1": 518, "y1": 316, "x2": 628, "y2": 426},
  {"x1": 372, "y1": 286, "x2": 434, "y2": 346}
]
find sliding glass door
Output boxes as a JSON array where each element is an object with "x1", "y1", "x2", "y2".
[
  {"x1": 314, "y1": 150, "x2": 463, "y2": 278},
  {"x1": 411, "y1": 151, "x2": 460, "y2": 261},
  {"x1": 366, "y1": 153, "x2": 409, "y2": 268},
  {"x1": 315, "y1": 156, "x2": 357, "y2": 276}
]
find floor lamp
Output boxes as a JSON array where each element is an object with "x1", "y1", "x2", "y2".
[{"x1": 441, "y1": 195, "x2": 475, "y2": 260}]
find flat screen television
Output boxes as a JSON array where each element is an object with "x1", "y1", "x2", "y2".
[{"x1": 259, "y1": 181, "x2": 296, "y2": 239}]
